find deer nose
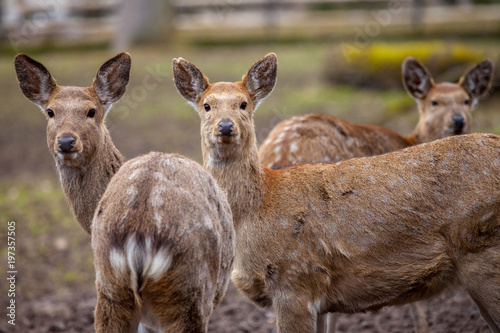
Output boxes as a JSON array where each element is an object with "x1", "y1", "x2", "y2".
[
  {"x1": 218, "y1": 121, "x2": 234, "y2": 136},
  {"x1": 452, "y1": 115, "x2": 465, "y2": 130},
  {"x1": 58, "y1": 137, "x2": 76, "y2": 153}
]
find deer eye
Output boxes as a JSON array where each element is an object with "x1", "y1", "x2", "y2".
[
  {"x1": 204, "y1": 104, "x2": 211, "y2": 112},
  {"x1": 464, "y1": 99, "x2": 470, "y2": 105},
  {"x1": 87, "y1": 108, "x2": 96, "y2": 118},
  {"x1": 240, "y1": 102, "x2": 247, "y2": 110},
  {"x1": 431, "y1": 100, "x2": 438, "y2": 106},
  {"x1": 47, "y1": 109, "x2": 55, "y2": 118}
]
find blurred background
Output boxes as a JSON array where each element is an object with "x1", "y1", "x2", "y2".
[{"x1": 1, "y1": 0, "x2": 500, "y2": 332}]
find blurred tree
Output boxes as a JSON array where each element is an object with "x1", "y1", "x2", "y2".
[{"x1": 112, "y1": 0, "x2": 173, "y2": 50}]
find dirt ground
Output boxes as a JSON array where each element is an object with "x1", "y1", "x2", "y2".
[{"x1": 1, "y1": 282, "x2": 492, "y2": 333}]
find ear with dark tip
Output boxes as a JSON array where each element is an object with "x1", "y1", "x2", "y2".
[
  {"x1": 172, "y1": 58, "x2": 209, "y2": 106},
  {"x1": 14, "y1": 53, "x2": 57, "y2": 107},
  {"x1": 459, "y1": 59, "x2": 494, "y2": 100},
  {"x1": 402, "y1": 57, "x2": 433, "y2": 99},
  {"x1": 241, "y1": 53, "x2": 278, "y2": 108},
  {"x1": 92, "y1": 52, "x2": 131, "y2": 106}
]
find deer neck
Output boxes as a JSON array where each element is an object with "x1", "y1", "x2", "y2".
[
  {"x1": 56, "y1": 130, "x2": 123, "y2": 235},
  {"x1": 202, "y1": 131, "x2": 264, "y2": 231}
]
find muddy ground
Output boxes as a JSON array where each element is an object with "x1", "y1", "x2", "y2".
[{"x1": 1, "y1": 282, "x2": 492, "y2": 332}]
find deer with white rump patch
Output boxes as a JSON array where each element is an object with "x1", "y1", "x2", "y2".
[
  {"x1": 14, "y1": 52, "x2": 130, "y2": 234},
  {"x1": 15, "y1": 54, "x2": 235, "y2": 332},
  {"x1": 92, "y1": 152, "x2": 234, "y2": 332},
  {"x1": 259, "y1": 57, "x2": 494, "y2": 170},
  {"x1": 173, "y1": 53, "x2": 500, "y2": 333}
]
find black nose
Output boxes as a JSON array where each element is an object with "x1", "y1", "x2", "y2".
[
  {"x1": 58, "y1": 137, "x2": 76, "y2": 153},
  {"x1": 218, "y1": 121, "x2": 234, "y2": 136},
  {"x1": 452, "y1": 115, "x2": 465, "y2": 130}
]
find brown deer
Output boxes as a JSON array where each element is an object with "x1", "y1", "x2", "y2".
[
  {"x1": 259, "y1": 57, "x2": 494, "y2": 170},
  {"x1": 92, "y1": 152, "x2": 235, "y2": 332},
  {"x1": 14, "y1": 52, "x2": 129, "y2": 235},
  {"x1": 173, "y1": 53, "x2": 500, "y2": 333}
]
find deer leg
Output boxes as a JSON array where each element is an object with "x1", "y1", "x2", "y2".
[
  {"x1": 274, "y1": 294, "x2": 316, "y2": 333},
  {"x1": 316, "y1": 314, "x2": 327, "y2": 333},
  {"x1": 409, "y1": 302, "x2": 429, "y2": 333},
  {"x1": 94, "y1": 284, "x2": 138, "y2": 333},
  {"x1": 326, "y1": 313, "x2": 337, "y2": 333}
]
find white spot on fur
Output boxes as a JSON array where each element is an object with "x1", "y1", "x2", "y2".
[
  {"x1": 109, "y1": 248, "x2": 127, "y2": 277},
  {"x1": 128, "y1": 167, "x2": 147, "y2": 181},
  {"x1": 322, "y1": 156, "x2": 331, "y2": 163},
  {"x1": 148, "y1": 247, "x2": 172, "y2": 281},
  {"x1": 274, "y1": 145, "x2": 282, "y2": 155},
  {"x1": 481, "y1": 212, "x2": 494, "y2": 222},
  {"x1": 203, "y1": 215, "x2": 214, "y2": 230},
  {"x1": 290, "y1": 141, "x2": 298, "y2": 153},
  {"x1": 274, "y1": 154, "x2": 282, "y2": 163}
]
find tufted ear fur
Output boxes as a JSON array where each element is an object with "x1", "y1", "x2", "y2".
[
  {"x1": 172, "y1": 57, "x2": 210, "y2": 109},
  {"x1": 92, "y1": 52, "x2": 131, "y2": 108},
  {"x1": 241, "y1": 53, "x2": 278, "y2": 110},
  {"x1": 402, "y1": 57, "x2": 434, "y2": 100},
  {"x1": 459, "y1": 59, "x2": 494, "y2": 102},
  {"x1": 14, "y1": 53, "x2": 58, "y2": 108}
]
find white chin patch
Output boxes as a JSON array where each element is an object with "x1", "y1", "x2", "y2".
[{"x1": 57, "y1": 151, "x2": 78, "y2": 161}]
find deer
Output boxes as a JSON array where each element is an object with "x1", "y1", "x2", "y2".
[
  {"x1": 92, "y1": 151, "x2": 235, "y2": 332},
  {"x1": 258, "y1": 57, "x2": 494, "y2": 170},
  {"x1": 260, "y1": 56, "x2": 494, "y2": 333},
  {"x1": 173, "y1": 53, "x2": 500, "y2": 333},
  {"x1": 14, "y1": 52, "x2": 129, "y2": 235},
  {"x1": 15, "y1": 54, "x2": 235, "y2": 332}
]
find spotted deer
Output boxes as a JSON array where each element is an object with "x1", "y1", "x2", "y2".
[
  {"x1": 14, "y1": 53, "x2": 129, "y2": 234},
  {"x1": 259, "y1": 57, "x2": 494, "y2": 170},
  {"x1": 173, "y1": 53, "x2": 500, "y2": 333},
  {"x1": 92, "y1": 152, "x2": 234, "y2": 332}
]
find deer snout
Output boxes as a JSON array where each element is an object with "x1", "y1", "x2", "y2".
[
  {"x1": 218, "y1": 121, "x2": 234, "y2": 136},
  {"x1": 58, "y1": 137, "x2": 76, "y2": 153},
  {"x1": 452, "y1": 114, "x2": 465, "y2": 132}
]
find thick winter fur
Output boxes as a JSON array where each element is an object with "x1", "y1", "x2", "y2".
[
  {"x1": 259, "y1": 57, "x2": 494, "y2": 170},
  {"x1": 173, "y1": 53, "x2": 500, "y2": 333},
  {"x1": 92, "y1": 152, "x2": 235, "y2": 332},
  {"x1": 14, "y1": 53, "x2": 130, "y2": 234}
]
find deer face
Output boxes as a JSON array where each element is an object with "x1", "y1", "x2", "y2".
[
  {"x1": 44, "y1": 87, "x2": 104, "y2": 167},
  {"x1": 173, "y1": 53, "x2": 277, "y2": 162},
  {"x1": 403, "y1": 57, "x2": 494, "y2": 142},
  {"x1": 14, "y1": 53, "x2": 131, "y2": 168},
  {"x1": 418, "y1": 83, "x2": 473, "y2": 140},
  {"x1": 199, "y1": 82, "x2": 254, "y2": 151}
]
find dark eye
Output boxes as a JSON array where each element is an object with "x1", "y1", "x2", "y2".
[
  {"x1": 240, "y1": 102, "x2": 247, "y2": 110},
  {"x1": 431, "y1": 100, "x2": 438, "y2": 106},
  {"x1": 204, "y1": 104, "x2": 211, "y2": 112},
  {"x1": 46, "y1": 109, "x2": 54, "y2": 118},
  {"x1": 87, "y1": 109, "x2": 96, "y2": 118},
  {"x1": 464, "y1": 99, "x2": 470, "y2": 105}
]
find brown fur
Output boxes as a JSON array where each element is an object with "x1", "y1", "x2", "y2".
[
  {"x1": 173, "y1": 53, "x2": 500, "y2": 333},
  {"x1": 259, "y1": 57, "x2": 494, "y2": 170},
  {"x1": 92, "y1": 152, "x2": 235, "y2": 332},
  {"x1": 14, "y1": 53, "x2": 130, "y2": 234}
]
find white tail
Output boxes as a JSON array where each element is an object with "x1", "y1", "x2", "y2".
[
  {"x1": 173, "y1": 53, "x2": 500, "y2": 333},
  {"x1": 92, "y1": 152, "x2": 235, "y2": 332},
  {"x1": 259, "y1": 57, "x2": 494, "y2": 170}
]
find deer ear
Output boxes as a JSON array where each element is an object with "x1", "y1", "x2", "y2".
[
  {"x1": 14, "y1": 53, "x2": 57, "y2": 108},
  {"x1": 459, "y1": 59, "x2": 494, "y2": 100},
  {"x1": 93, "y1": 52, "x2": 131, "y2": 107},
  {"x1": 402, "y1": 57, "x2": 433, "y2": 100},
  {"x1": 242, "y1": 53, "x2": 277, "y2": 109},
  {"x1": 172, "y1": 58, "x2": 210, "y2": 108}
]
